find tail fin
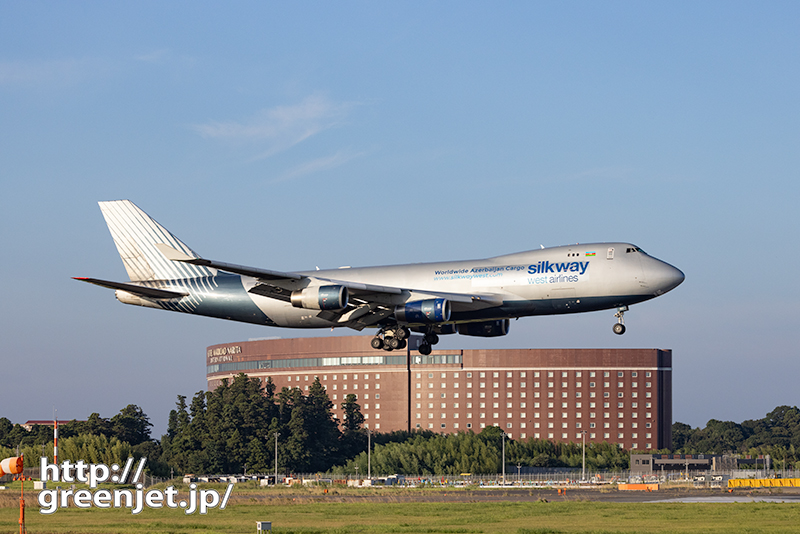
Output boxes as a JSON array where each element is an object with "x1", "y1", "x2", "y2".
[{"x1": 99, "y1": 200, "x2": 215, "y2": 281}]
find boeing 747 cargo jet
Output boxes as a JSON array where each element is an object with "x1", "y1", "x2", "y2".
[{"x1": 76, "y1": 200, "x2": 684, "y2": 355}]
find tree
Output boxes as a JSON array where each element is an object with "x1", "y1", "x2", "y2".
[{"x1": 110, "y1": 404, "x2": 152, "y2": 445}]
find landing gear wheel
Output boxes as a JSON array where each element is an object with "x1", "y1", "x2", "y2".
[
  {"x1": 387, "y1": 337, "x2": 401, "y2": 350},
  {"x1": 419, "y1": 343, "x2": 432, "y2": 356},
  {"x1": 397, "y1": 339, "x2": 407, "y2": 350},
  {"x1": 396, "y1": 327, "x2": 410, "y2": 340},
  {"x1": 612, "y1": 323, "x2": 626, "y2": 335},
  {"x1": 612, "y1": 306, "x2": 628, "y2": 336},
  {"x1": 371, "y1": 337, "x2": 384, "y2": 350},
  {"x1": 425, "y1": 333, "x2": 439, "y2": 345}
]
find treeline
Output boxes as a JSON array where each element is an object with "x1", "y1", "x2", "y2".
[
  {"x1": 4, "y1": 377, "x2": 799, "y2": 475},
  {"x1": 160, "y1": 373, "x2": 368, "y2": 475},
  {"x1": 341, "y1": 426, "x2": 629, "y2": 475},
  {"x1": 672, "y1": 406, "x2": 800, "y2": 469}
]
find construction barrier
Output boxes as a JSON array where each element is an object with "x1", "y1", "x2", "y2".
[
  {"x1": 728, "y1": 478, "x2": 800, "y2": 488},
  {"x1": 618, "y1": 483, "x2": 659, "y2": 491}
]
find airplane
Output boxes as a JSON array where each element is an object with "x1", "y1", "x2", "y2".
[{"x1": 76, "y1": 200, "x2": 684, "y2": 355}]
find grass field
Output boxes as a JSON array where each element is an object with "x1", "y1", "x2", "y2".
[{"x1": 2, "y1": 485, "x2": 800, "y2": 533}]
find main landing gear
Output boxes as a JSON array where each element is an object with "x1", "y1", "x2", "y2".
[
  {"x1": 371, "y1": 326, "x2": 441, "y2": 354},
  {"x1": 613, "y1": 306, "x2": 628, "y2": 335},
  {"x1": 371, "y1": 326, "x2": 410, "y2": 351},
  {"x1": 418, "y1": 331, "x2": 439, "y2": 356}
]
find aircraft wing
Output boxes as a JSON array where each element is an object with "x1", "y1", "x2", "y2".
[{"x1": 156, "y1": 243, "x2": 504, "y2": 329}]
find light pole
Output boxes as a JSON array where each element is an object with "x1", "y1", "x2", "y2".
[
  {"x1": 516, "y1": 463, "x2": 521, "y2": 483},
  {"x1": 502, "y1": 430, "x2": 506, "y2": 486},
  {"x1": 367, "y1": 426, "x2": 372, "y2": 481},
  {"x1": 581, "y1": 431, "x2": 587, "y2": 482},
  {"x1": 274, "y1": 432, "x2": 280, "y2": 485}
]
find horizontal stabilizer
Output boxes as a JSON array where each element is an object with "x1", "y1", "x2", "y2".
[{"x1": 73, "y1": 277, "x2": 187, "y2": 299}]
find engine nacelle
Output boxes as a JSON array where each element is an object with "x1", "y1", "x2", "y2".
[
  {"x1": 395, "y1": 298, "x2": 451, "y2": 324},
  {"x1": 291, "y1": 285, "x2": 349, "y2": 311},
  {"x1": 457, "y1": 319, "x2": 510, "y2": 337}
]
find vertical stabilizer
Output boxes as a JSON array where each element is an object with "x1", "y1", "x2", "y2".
[{"x1": 99, "y1": 200, "x2": 215, "y2": 281}]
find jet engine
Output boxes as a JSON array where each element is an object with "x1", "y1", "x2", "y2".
[
  {"x1": 291, "y1": 285, "x2": 349, "y2": 311},
  {"x1": 457, "y1": 319, "x2": 510, "y2": 337},
  {"x1": 395, "y1": 298, "x2": 451, "y2": 324}
]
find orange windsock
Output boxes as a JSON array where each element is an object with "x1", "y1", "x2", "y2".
[{"x1": 0, "y1": 457, "x2": 23, "y2": 475}]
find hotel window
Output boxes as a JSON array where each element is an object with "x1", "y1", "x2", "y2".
[
  {"x1": 493, "y1": 372, "x2": 499, "y2": 378},
  {"x1": 428, "y1": 373, "x2": 434, "y2": 378},
  {"x1": 604, "y1": 433, "x2": 610, "y2": 439},
  {"x1": 646, "y1": 372, "x2": 651, "y2": 378},
  {"x1": 548, "y1": 412, "x2": 554, "y2": 419},
  {"x1": 548, "y1": 402, "x2": 554, "y2": 408},
  {"x1": 506, "y1": 392, "x2": 512, "y2": 398},
  {"x1": 646, "y1": 392, "x2": 652, "y2": 398},
  {"x1": 454, "y1": 383, "x2": 459, "y2": 388},
  {"x1": 493, "y1": 402, "x2": 499, "y2": 409},
  {"x1": 506, "y1": 372, "x2": 512, "y2": 378},
  {"x1": 416, "y1": 383, "x2": 421, "y2": 389},
  {"x1": 604, "y1": 392, "x2": 610, "y2": 398},
  {"x1": 416, "y1": 413, "x2": 421, "y2": 419},
  {"x1": 548, "y1": 382, "x2": 554, "y2": 388},
  {"x1": 534, "y1": 372, "x2": 540, "y2": 378},
  {"x1": 561, "y1": 422, "x2": 568, "y2": 428},
  {"x1": 453, "y1": 403, "x2": 459, "y2": 409},
  {"x1": 646, "y1": 412, "x2": 652, "y2": 418},
  {"x1": 480, "y1": 392, "x2": 485, "y2": 398},
  {"x1": 454, "y1": 393, "x2": 460, "y2": 399},
  {"x1": 561, "y1": 382, "x2": 567, "y2": 388},
  {"x1": 441, "y1": 383, "x2": 446, "y2": 388},
  {"x1": 618, "y1": 422, "x2": 624, "y2": 428},
  {"x1": 548, "y1": 392, "x2": 554, "y2": 398},
  {"x1": 618, "y1": 433, "x2": 624, "y2": 439},
  {"x1": 493, "y1": 382, "x2": 499, "y2": 388},
  {"x1": 632, "y1": 392, "x2": 638, "y2": 398},
  {"x1": 520, "y1": 382, "x2": 526, "y2": 388},
  {"x1": 603, "y1": 372, "x2": 610, "y2": 378},
  {"x1": 521, "y1": 372, "x2": 527, "y2": 378},
  {"x1": 562, "y1": 372, "x2": 567, "y2": 378},
  {"x1": 467, "y1": 382, "x2": 472, "y2": 388},
  {"x1": 534, "y1": 382, "x2": 540, "y2": 388},
  {"x1": 428, "y1": 413, "x2": 433, "y2": 419},
  {"x1": 428, "y1": 403, "x2": 433, "y2": 409},
  {"x1": 521, "y1": 402, "x2": 527, "y2": 408},
  {"x1": 416, "y1": 393, "x2": 421, "y2": 399},
  {"x1": 548, "y1": 423, "x2": 554, "y2": 429},
  {"x1": 645, "y1": 423, "x2": 652, "y2": 428},
  {"x1": 590, "y1": 433, "x2": 596, "y2": 438},
  {"x1": 632, "y1": 372, "x2": 637, "y2": 378},
  {"x1": 428, "y1": 383, "x2": 433, "y2": 389},
  {"x1": 507, "y1": 413, "x2": 513, "y2": 419},
  {"x1": 632, "y1": 422, "x2": 638, "y2": 428},
  {"x1": 618, "y1": 392, "x2": 624, "y2": 398},
  {"x1": 646, "y1": 433, "x2": 652, "y2": 439},
  {"x1": 467, "y1": 372, "x2": 472, "y2": 378},
  {"x1": 506, "y1": 402, "x2": 512, "y2": 409},
  {"x1": 632, "y1": 382, "x2": 638, "y2": 388},
  {"x1": 441, "y1": 393, "x2": 446, "y2": 398},
  {"x1": 440, "y1": 403, "x2": 446, "y2": 409},
  {"x1": 480, "y1": 382, "x2": 486, "y2": 388},
  {"x1": 646, "y1": 382, "x2": 652, "y2": 388},
  {"x1": 590, "y1": 412, "x2": 596, "y2": 418},
  {"x1": 375, "y1": 374, "x2": 380, "y2": 379},
  {"x1": 480, "y1": 372, "x2": 486, "y2": 378},
  {"x1": 548, "y1": 372, "x2": 554, "y2": 378},
  {"x1": 646, "y1": 402, "x2": 652, "y2": 408},
  {"x1": 589, "y1": 372, "x2": 596, "y2": 377},
  {"x1": 589, "y1": 382, "x2": 596, "y2": 388},
  {"x1": 617, "y1": 382, "x2": 623, "y2": 388},
  {"x1": 480, "y1": 413, "x2": 486, "y2": 419},
  {"x1": 493, "y1": 392, "x2": 499, "y2": 398},
  {"x1": 534, "y1": 422, "x2": 540, "y2": 428},
  {"x1": 604, "y1": 382, "x2": 610, "y2": 388},
  {"x1": 428, "y1": 393, "x2": 433, "y2": 399},
  {"x1": 534, "y1": 412, "x2": 540, "y2": 418},
  {"x1": 416, "y1": 373, "x2": 421, "y2": 379},
  {"x1": 589, "y1": 422, "x2": 596, "y2": 428},
  {"x1": 561, "y1": 392, "x2": 568, "y2": 398},
  {"x1": 507, "y1": 382, "x2": 512, "y2": 388},
  {"x1": 562, "y1": 412, "x2": 568, "y2": 419}
]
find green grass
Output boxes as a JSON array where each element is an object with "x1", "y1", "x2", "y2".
[{"x1": 2, "y1": 498, "x2": 800, "y2": 534}]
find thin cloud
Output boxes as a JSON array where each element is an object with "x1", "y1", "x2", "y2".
[
  {"x1": 193, "y1": 94, "x2": 358, "y2": 159},
  {"x1": 0, "y1": 58, "x2": 104, "y2": 86},
  {"x1": 273, "y1": 150, "x2": 365, "y2": 183}
]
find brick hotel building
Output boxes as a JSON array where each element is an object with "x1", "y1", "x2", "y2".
[{"x1": 207, "y1": 336, "x2": 672, "y2": 450}]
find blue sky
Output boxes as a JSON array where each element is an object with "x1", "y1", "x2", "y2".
[{"x1": 1, "y1": 2, "x2": 798, "y2": 436}]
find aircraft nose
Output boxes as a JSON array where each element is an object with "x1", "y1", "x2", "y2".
[{"x1": 646, "y1": 259, "x2": 685, "y2": 296}]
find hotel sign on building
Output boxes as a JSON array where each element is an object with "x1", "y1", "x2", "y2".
[{"x1": 207, "y1": 336, "x2": 672, "y2": 450}]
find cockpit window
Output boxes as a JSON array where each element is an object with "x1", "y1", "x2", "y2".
[{"x1": 626, "y1": 247, "x2": 645, "y2": 254}]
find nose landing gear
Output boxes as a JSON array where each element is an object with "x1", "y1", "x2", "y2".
[{"x1": 613, "y1": 306, "x2": 628, "y2": 335}]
